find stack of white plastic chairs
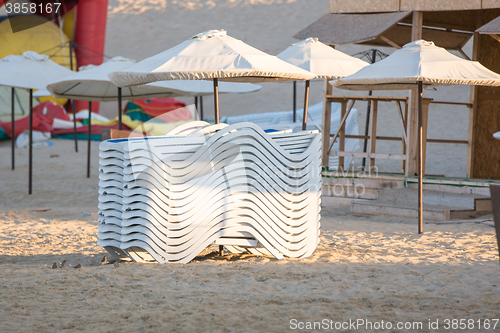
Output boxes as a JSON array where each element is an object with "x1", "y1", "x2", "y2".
[
  {"x1": 97, "y1": 121, "x2": 322, "y2": 264},
  {"x1": 221, "y1": 102, "x2": 359, "y2": 170}
]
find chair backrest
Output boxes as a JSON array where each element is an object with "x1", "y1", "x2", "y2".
[{"x1": 489, "y1": 184, "x2": 500, "y2": 263}]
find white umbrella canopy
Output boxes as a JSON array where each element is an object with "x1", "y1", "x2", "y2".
[
  {"x1": 0, "y1": 51, "x2": 74, "y2": 194},
  {"x1": 160, "y1": 80, "x2": 261, "y2": 97},
  {"x1": 332, "y1": 40, "x2": 500, "y2": 90},
  {"x1": 0, "y1": 51, "x2": 73, "y2": 90},
  {"x1": 47, "y1": 57, "x2": 181, "y2": 102},
  {"x1": 331, "y1": 39, "x2": 500, "y2": 234},
  {"x1": 108, "y1": 30, "x2": 315, "y2": 86},
  {"x1": 277, "y1": 37, "x2": 369, "y2": 79},
  {"x1": 277, "y1": 37, "x2": 369, "y2": 129}
]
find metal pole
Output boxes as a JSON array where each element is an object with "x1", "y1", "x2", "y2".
[
  {"x1": 69, "y1": 41, "x2": 78, "y2": 153},
  {"x1": 293, "y1": 81, "x2": 297, "y2": 122},
  {"x1": 362, "y1": 49, "x2": 377, "y2": 170},
  {"x1": 199, "y1": 96, "x2": 204, "y2": 121},
  {"x1": 118, "y1": 88, "x2": 122, "y2": 130},
  {"x1": 72, "y1": 100, "x2": 78, "y2": 152},
  {"x1": 29, "y1": 89, "x2": 33, "y2": 194},
  {"x1": 11, "y1": 87, "x2": 15, "y2": 170},
  {"x1": 418, "y1": 81, "x2": 424, "y2": 234},
  {"x1": 302, "y1": 80, "x2": 310, "y2": 130},
  {"x1": 194, "y1": 96, "x2": 198, "y2": 117},
  {"x1": 87, "y1": 101, "x2": 92, "y2": 178},
  {"x1": 213, "y1": 78, "x2": 219, "y2": 124}
]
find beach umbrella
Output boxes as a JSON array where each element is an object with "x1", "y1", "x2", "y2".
[
  {"x1": 108, "y1": 30, "x2": 315, "y2": 124},
  {"x1": 333, "y1": 40, "x2": 500, "y2": 233},
  {"x1": 48, "y1": 56, "x2": 263, "y2": 177},
  {"x1": 277, "y1": 37, "x2": 369, "y2": 129},
  {"x1": 0, "y1": 51, "x2": 73, "y2": 194}
]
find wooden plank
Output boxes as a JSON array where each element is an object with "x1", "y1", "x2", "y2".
[
  {"x1": 325, "y1": 95, "x2": 407, "y2": 101},
  {"x1": 339, "y1": 100, "x2": 347, "y2": 171},
  {"x1": 427, "y1": 139, "x2": 468, "y2": 144},
  {"x1": 369, "y1": 100, "x2": 378, "y2": 170},
  {"x1": 475, "y1": 199, "x2": 492, "y2": 211},
  {"x1": 489, "y1": 34, "x2": 500, "y2": 42},
  {"x1": 329, "y1": 151, "x2": 407, "y2": 160},
  {"x1": 322, "y1": 185, "x2": 379, "y2": 199},
  {"x1": 429, "y1": 100, "x2": 473, "y2": 107},
  {"x1": 327, "y1": 100, "x2": 355, "y2": 152},
  {"x1": 100, "y1": 129, "x2": 143, "y2": 141},
  {"x1": 322, "y1": 78, "x2": 333, "y2": 168},
  {"x1": 321, "y1": 196, "x2": 355, "y2": 206},
  {"x1": 344, "y1": 134, "x2": 403, "y2": 141},
  {"x1": 402, "y1": 100, "x2": 408, "y2": 172},
  {"x1": 467, "y1": 30, "x2": 481, "y2": 178},
  {"x1": 351, "y1": 201, "x2": 450, "y2": 221},
  {"x1": 379, "y1": 35, "x2": 402, "y2": 48}
]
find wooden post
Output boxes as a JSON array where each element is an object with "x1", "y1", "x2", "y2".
[
  {"x1": 467, "y1": 30, "x2": 481, "y2": 179},
  {"x1": 302, "y1": 80, "x2": 310, "y2": 131},
  {"x1": 421, "y1": 98, "x2": 432, "y2": 176},
  {"x1": 406, "y1": 11, "x2": 423, "y2": 177},
  {"x1": 321, "y1": 79, "x2": 332, "y2": 168},
  {"x1": 213, "y1": 78, "x2": 219, "y2": 124},
  {"x1": 369, "y1": 100, "x2": 378, "y2": 172}
]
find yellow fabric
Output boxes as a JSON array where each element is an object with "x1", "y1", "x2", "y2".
[
  {"x1": 92, "y1": 115, "x2": 190, "y2": 136},
  {"x1": 0, "y1": 16, "x2": 76, "y2": 70}
]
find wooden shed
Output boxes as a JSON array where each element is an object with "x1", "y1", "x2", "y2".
[{"x1": 296, "y1": 0, "x2": 500, "y2": 180}]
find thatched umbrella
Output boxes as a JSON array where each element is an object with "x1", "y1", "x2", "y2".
[{"x1": 333, "y1": 40, "x2": 500, "y2": 233}]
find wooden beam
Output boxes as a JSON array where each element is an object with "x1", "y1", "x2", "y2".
[
  {"x1": 489, "y1": 34, "x2": 500, "y2": 43},
  {"x1": 396, "y1": 100, "x2": 408, "y2": 145},
  {"x1": 369, "y1": 100, "x2": 378, "y2": 171},
  {"x1": 430, "y1": 100, "x2": 473, "y2": 107},
  {"x1": 402, "y1": 100, "x2": 408, "y2": 172},
  {"x1": 458, "y1": 48, "x2": 471, "y2": 60},
  {"x1": 328, "y1": 100, "x2": 355, "y2": 153},
  {"x1": 321, "y1": 78, "x2": 333, "y2": 168},
  {"x1": 329, "y1": 151, "x2": 407, "y2": 160},
  {"x1": 467, "y1": 29, "x2": 481, "y2": 178},
  {"x1": 379, "y1": 35, "x2": 402, "y2": 49},
  {"x1": 325, "y1": 95, "x2": 407, "y2": 102}
]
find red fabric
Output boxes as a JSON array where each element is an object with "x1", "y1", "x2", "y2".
[
  {"x1": 131, "y1": 98, "x2": 187, "y2": 118},
  {"x1": 33, "y1": 101, "x2": 70, "y2": 122},
  {"x1": 0, "y1": 114, "x2": 54, "y2": 139}
]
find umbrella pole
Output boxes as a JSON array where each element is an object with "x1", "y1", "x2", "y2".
[
  {"x1": 194, "y1": 96, "x2": 198, "y2": 119},
  {"x1": 293, "y1": 81, "x2": 297, "y2": 122},
  {"x1": 200, "y1": 96, "x2": 204, "y2": 121},
  {"x1": 418, "y1": 81, "x2": 424, "y2": 234},
  {"x1": 213, "y1": 78, "x2": 219, "y2": 124},
  {"x1": 72, "y1": 100, "x2": 78, "y2": 152},
  {"x1": 29, "y1": 89, "x2": 33, "y2": 195},
  {"x1": 11, "y1": 87, "x2": 15, "y2": 170},
  {"x1": 302, "y1": 80, "x2": 310, "y2": 131},
  {"x1": 118, "y1": 88, "x2": 123, "y2": 130},
  {"x1": 87, "y1": 101, "x2": 92, "y2": 178}
]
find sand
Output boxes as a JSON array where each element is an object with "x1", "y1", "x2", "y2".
[
  {"x1": 1, "y1": 139, "x2": 499, "y2": 332},
  {"x1": 1, "y1": 1, "x2": 499, "y2": 332}
]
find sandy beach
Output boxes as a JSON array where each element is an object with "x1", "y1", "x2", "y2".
[
  {"x1": 1, "y1": 1, "x2": 500, "y2": 332},
  {"x1": 1, "y1": 139, "x2": 499, "y2": 332}
]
